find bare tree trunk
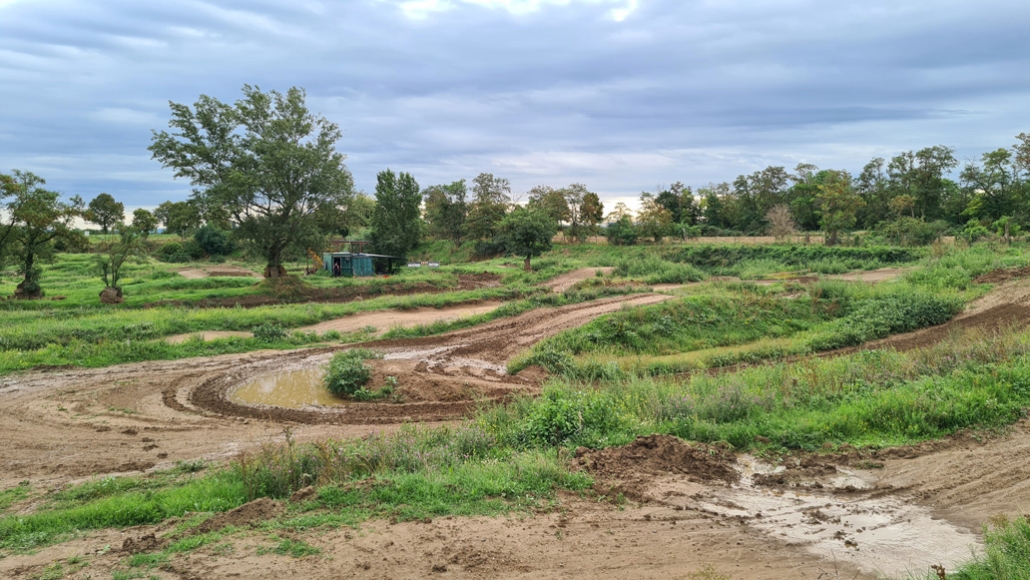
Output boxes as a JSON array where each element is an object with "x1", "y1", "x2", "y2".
[{"x1": 524, "y1": 257, "x2": 532, "y2": 272}]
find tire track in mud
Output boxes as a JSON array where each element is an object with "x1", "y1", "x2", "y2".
[{"x1": 187, "y1": 293, "x2": 675, "y2": 423}]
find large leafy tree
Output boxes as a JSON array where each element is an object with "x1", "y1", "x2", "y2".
[
  {"x1": 131, "y1": 208, "x2": 158, "y2": 239},
  {"x1": 154, "y1": 201, "x2": 202, "y2": 238},
  {"x1": 580, "y1": 191, "x2": 604, "y2": 237},
  {"x1": 423, "y1": 180, "x2": 468, "y2": 245},
  {"x1": 816, "y1": 170, "x2": 864, "y2": 246},
  {"x1": 465, "y1": 173, "x2": 510, "y2": 242},
  {"x1": 149, "y1": 85, "x2": 354, "y2": 277},
  {"x1": 86, "y1": 193, "x2": 124, "y2": 234},
  {"x1": 0, "y1": 170, "x2": 83, "y2": 298},
  {"x1": 527, "y1": 185, "x2": 569, "y2": 226},
  {"x1": 636, "y1": 192, "x2": 673, "y2": 243},
  {"x1": 370, "y1": 169, "x2": 422, "y2": 257},
  {"x1": 498, "y1": 206, "x2": 557, "y2": 271}
]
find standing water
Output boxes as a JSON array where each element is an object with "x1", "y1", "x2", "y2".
[{"x1": 231, "y1": 368, "x2": 349, "y2": 408}]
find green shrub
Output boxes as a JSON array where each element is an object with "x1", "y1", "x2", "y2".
[
  {"x1": 252, "y1": 323, "x2": 287, "y2": 342},
  {"x1": 193, "y1": 225, "x2": 234, "y2": 257},
  {"x1": 323, "y1": 349, "x2": 381, "y2": 397}
]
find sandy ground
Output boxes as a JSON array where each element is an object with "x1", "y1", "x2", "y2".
[
  {"x1": 164, "y1": 301, "x2": 505, "y2": 344},
  {"x1": 3, "y1": 275, "x2": 1030, "y2": 579}
]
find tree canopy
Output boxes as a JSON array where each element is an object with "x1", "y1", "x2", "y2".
[
  {"x1": 370, "y1": 169, "x2": 422, "y2": 257},
  {"x1": 86, "y1": 193, "x2": 124, "y2": 234},
  {"x1": 0, "y1": 170, "x2": 82, "y2": 298},
  {"x1": 498, "y1": 206, "x2": 557, "y2": 271},
  {"x1": 149, "y1": 85, "x2": 354, "y2": 277}
]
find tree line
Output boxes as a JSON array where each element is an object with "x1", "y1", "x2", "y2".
[{"x1": 3, "y1": 83, "x2": 1029, "y2": 298}]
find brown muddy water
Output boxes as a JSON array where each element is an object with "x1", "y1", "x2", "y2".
[
  {"x1": 230, "y1": 368, "x2": 349, "y2": 408},
  {"x1": 703, "y1": 456, "x2": 979, "y2": 577}
]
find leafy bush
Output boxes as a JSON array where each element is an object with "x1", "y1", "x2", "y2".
[
  {"x1": 193, "y1": 225, "x2": 235, "y2": 257},
  {"x1": 323, "y1": 348, "x2": 381, "y2": 397},
  {"x1": 613, "y1": 255, "x2": 705, "y2": 284},
  {"x1": 605, "y1": 216, "x2": 638, "y2": 246},
  {"x1": 805, "y1": 291, "x2": 963, "y2": 351},
  {"x1": 961, "y1": 221, "x2": 992, "y2": 243},
  {"x1": 252, "y1": 323, "x2": 287, "y2": 342},
  {"x1": 157, "y1": 240, "x2": 204, "y2": 263}
]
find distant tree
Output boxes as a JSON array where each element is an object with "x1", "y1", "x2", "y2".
[
  {"x1": 95, "y1": 227, "x2": 145, "y2": 303},
  {"x1": 465, "y1": 173, "x2": 510, "y2": 242},
  {"x1": 342, "y1": 193, "x2": 376, "y2": 233},
  {"x1": 154, "y1": 201, "x2": 202, "y2": 238},
  {"x1": 605, "y1": 215, "x2": 638, "y2": 246},
  {"x1": 131, "y1": 208, "x2": 158, "y2": 238},
  {"x1": 816, "y1": 170, "x2": 864, "y2": 246},
  {"x1": 423, "y1": 180, "x2": 468, "y2": 245},
  {"x1": 765, "y1": 205, "x2": 798, "y2": 241},
  {"x1": 497, "y1": 206, "x2": 557, "y2": 271},
  {"x1": 888, "y1": 194, "x2": 916, "y2": 218},
  {"x1": 370, "y1": 169, "x2": 422, "y2": 257},
  {"x1": 636, "y1": 193, "x2": 673, "y2": 243},
  {"x1": 560, "y1": 183, "x2": 591, "y2": 242},
  {"x1": 527, "y1": 185, "x2": 569, "y2": 222},
  {"x1": 86, "y1": 193, "x2": 124, "y2": 234},
  {"x1": 580, "y1": 191, "x2": 605, "y2": 237},
  {"x1": 149, "y1": 85, "x2": 355, "y2": 277},
  {"x1": 0, "y1": 170, "x2": 83, "y2": 298},
  {"x1": 606, "y1": 202, "x2": 634, "y2": 223}
]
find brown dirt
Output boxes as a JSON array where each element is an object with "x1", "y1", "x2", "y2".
[
  {"x1": 827, "y1": 266, "x2": 912, "y2": 283},
  {"x1": 196, "y1": 498, "x2": 284, "y2": 533},
  {"x1": 578, "y1": 435, "x2": 739, "y2": 501},
  {"x1": 974, "y1": 265, "x2": 1030, "y2": 284},
  {"x1": 176, "y1": 265, "x2": 261, "y2": 279},
  {"x1": 163, "y1": 301, "x2": 505, "y2": 344},
  {"x1": 0, "y1": 293, "x2": 672, "y2": 487},
  {"x1": 544, "y1": 267, "x2": 614, "y2": 293}
]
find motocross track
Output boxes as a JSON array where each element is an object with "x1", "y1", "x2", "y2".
[
  {"x1": 0, "y1": 293, "x2": 672, "y2": 487},
  {"x1": 5, "y1": 274, "x2": 1030, "y2": 579}
]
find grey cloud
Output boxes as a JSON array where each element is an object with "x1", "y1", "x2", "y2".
[{"x1": 1, "y1": 0, "x2": 1028, "y2": 208}]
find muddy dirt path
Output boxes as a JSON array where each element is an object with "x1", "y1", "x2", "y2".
[
  {"x1": 0, "y1": 293, "x2": 671, "y2": 488},
  {"x1": 545, "y1": 267, "x2": 613, "y2": 292},
  {"x1": 164, "y1": 301, "x2": 505, "y2": 343}
]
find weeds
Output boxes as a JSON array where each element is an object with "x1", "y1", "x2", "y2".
[{"x1": 323, "y1": 349, "x2": 381, "y2": 397}]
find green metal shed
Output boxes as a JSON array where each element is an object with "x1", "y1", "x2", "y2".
[{"x1": 323, "y1": 252, "x2": 375, "y2": 277}]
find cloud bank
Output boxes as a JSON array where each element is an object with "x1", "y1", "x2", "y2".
[{"x1": 1, "y1": 0, "x2": 1028, "y2": 209}]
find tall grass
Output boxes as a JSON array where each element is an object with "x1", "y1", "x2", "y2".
[{"x1": 489, "y1": 325, "x2": 1030, "y2": 451}]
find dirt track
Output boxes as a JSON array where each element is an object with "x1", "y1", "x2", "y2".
[
  {"x1": 4, "y1": 277, "x2": 1030, "y2": 578},
  {"x1": 0, "y1": 293, "x2": 672, "y2": 488}
]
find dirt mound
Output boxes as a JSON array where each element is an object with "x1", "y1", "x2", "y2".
[
  {"x1": 196, "y1": 498, "x2": 284, "y2": 533},
  {"x1": 974, "y1": 266, "x2": 1030, "y2": 284},
  {"x1": 579, "y1": 435, "x2": 738, "y2": 484}
]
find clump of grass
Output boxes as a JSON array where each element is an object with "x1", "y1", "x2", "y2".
[
  {"x1": 945, "y1": 515, "x2": 1030, "y2": 580},
  {"x1": 613, "y1": 255, "x2": 706, "y2": 284},
  {"x1": 323, "y1": 349, "x2": 381, "y2": 397}
]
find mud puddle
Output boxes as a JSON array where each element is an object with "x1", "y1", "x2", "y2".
[
  {"x1": 230, "y1": 367, "x2": 350, "y2": 409},
  {"x1": 694, "y1": 456, "x2": 979, "y2": 577}
]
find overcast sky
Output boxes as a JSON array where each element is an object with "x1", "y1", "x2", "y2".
[{"x1": 2, "y1": 0, "x2": 1029, "y2": 211}]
